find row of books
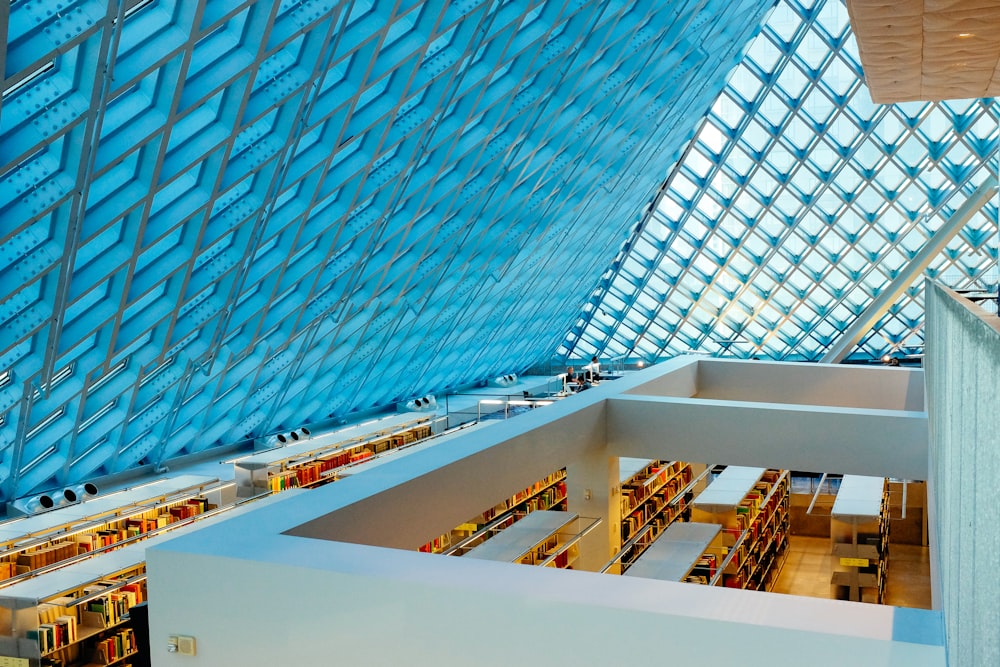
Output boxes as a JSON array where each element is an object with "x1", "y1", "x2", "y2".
[
  {"x1": 1, "y1": 498, "x2": 211, "y2": 584},
  {"x1": 519, "y1": 535, "x2": 560, "y2": 566},
  {"x1": 545, "y1": 544, "x2": 576, "y2": 569},
  {"x1": 265, "y1": 423, "x2": 434, "y2": 494},
  {"x1": 619, "y1": 461, "x2": 688, "y2": 516},
  {"x1": 421, "y1": 470, "x2": 566, "y2": 554},
  {"x1": 28, "y1": 614, "x2": 79, "y2": 655},
  {"x1": 14, "y1": 541, "x2": 80, "y2": 571},
  {"x1": 748, "y1": 531, "x2": 789, "y2": 590},
  {"x1": 521, "y1": 482, "x2": 567, "y2": 513},
  {"x1": 480, "y1": 470, "x2": 566, "y2": 523},
  {"x1": 268, "y1": 446, "x2": 378, "y2": 493},
  {"x1": 32, "y1": 625, "x2": 139, "y2": 665},
  {"x1": 84, "y1": 582, "x2": 145, "y2": 628},
  {"x1": 300, "y1": 446, "x2": 375, "y2": 483},
  {"x1": 27, "y1": 581, "x2": 146, "y2": 662},
  {"x1": 724, "y1": 529, "x2": 788, "y2": 589},
  {"x1": 508, "y1": 471, "x2": 566, "y2": 508},
  {"x1": 39, "y1": 597, "x2": 78, "y2": 626},
  {"x1": 418, "y1": 533, "x2": 451, "y2": 554},
  {"x1": 92, "y1": 627, "x2": 137, "y2": 665},
  {"x1": 733, "y1": 480, "x2": 769, "y2": 529},
  {"x1": 31, "y1": 579, "x2": 146, "y2": 655},
  {"x1": 268, "y1": 470, "x2": 300, "y2": 493},
  {"x1": 620, "y1": 486, "x2": 692, "y2": 543},
  {"x1": 690, "y1": 553, "x2": 718, "y2": 581},
  {"x1": 732, "y1": 481, "x2": 789, "y2": 564},
  {"x1": 720, "y1": 472, "x2": 790, "y2": 587},
  {"x1": 370, "y1": 426, "x2": 432, "y2": 454},
  {"x1": 77, "y1": 498, "x2": 210, "y2": 549},
  {"x1": 618, "y1": 523, "x2": 661, "y2": 570}
]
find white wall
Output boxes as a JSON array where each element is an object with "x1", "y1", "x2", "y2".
[
  {"x1": 147, "y1": 356, "x2": 943, "y2": 667},
  {"x1": 606, "y1": 394, "x2": 928, "y2": 479},
  {"x1": 925, "y1": 282, "x2": 1000, "y2": 666},
  {"x1": 694, "y1": 358, "x2": 925, "y2": 411},
  {"x1": 148, "y1": 528, "x2": 944, "y2": 667}
]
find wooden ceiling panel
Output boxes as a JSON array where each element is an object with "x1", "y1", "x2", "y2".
[{"x1": 847, "y1": 0, "x2": 1000, "y2": 102}]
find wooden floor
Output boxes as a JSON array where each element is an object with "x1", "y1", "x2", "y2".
[{"x1": 771, "y1": 535, "x2": 933, "y2": 609}]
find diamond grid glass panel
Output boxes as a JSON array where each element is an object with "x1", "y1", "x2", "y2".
[
  {"x1": 0, "y1": 1, "x2": 771, "y2": 501},
  {"x1": 566, "y1": 0, "x2": 1000, "y2": 365}
]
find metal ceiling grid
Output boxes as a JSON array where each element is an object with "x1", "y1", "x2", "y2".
[
  {"x1": 566, "y1": 0, "x2": 999, "y2": 364},
  {"x1": 0, "y1": 0, "x2": 772, "y2": 502}
]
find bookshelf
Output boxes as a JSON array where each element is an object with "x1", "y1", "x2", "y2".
[
  {"x1": 0, "y1": 539, "x2": 149, "y2": 667},
  {"x1": 0, "y1": 490, "x2": 298, "y2": 666},
  {"x1": 691, "y1": 467, "x2": 790, "y2": 590},
  {"x1": 422, "y1": 469, "x2": 567, "y2": 555},
  {"x1": 607, "y1": 459, "x2": 705, "y2": 574},
  {"x1": 830, "y1": 475, "x2": 889, "y2": 603},
  {"x1": 462, "y1": 510, "x2": 600, "y2": 568},
  {"x1": 619, "y1": 460, "x2": 694, "y2": 543},
  {"x1": 234, "y1": 415, "x2": 435, "y2": 497},
  {"x1": 623, "y1": 522, "x2": 724, "y2": 583},
  {"x1": 0, "y1": 475, "x2": 228, "y2": 587}
]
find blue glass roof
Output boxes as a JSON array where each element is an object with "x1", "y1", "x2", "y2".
[
  {"x1": 566, "y1": 0, "x2": 999, "y2": 363},
  {"x1": 0, "y1": 1, "x2": 771, "y2": 501}
]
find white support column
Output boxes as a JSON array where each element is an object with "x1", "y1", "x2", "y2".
[{"x1": 565, "y1": 449, "x2": 620, "y2": 572}]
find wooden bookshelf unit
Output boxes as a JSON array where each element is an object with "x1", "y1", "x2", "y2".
[
  {"x1": 624, "y1": 522, "x2": 724, "y2": 583},
  {"x1": 0, "y1": 490, "x2": 296, "y2": 666},
  {"x1": 691, "y1": 466, "x2": 790, "y2": 590},
  {"x1": 0, "y1": 541, "x2": 149, "y2": 667},
  {"x1": 234, "y1": 414, "x2": 435, "y2": 496},
  {"x1": 830, "y1": 475, "x2": 889, "y2": 603},
  {"x1": 463, "y1": 510, "x2": 599, "y2": 568},
  {"x1": 603, "y1": 459, "x2": 707, "y2": 575},
  {"x1": 0, "y1": 475, "x2": 227, "y2": 588},
  {"x1": 619, "y1": 460, "x2": 695, "y2": 544},
  {"x1": 420, "y1": 470, "x2": 567, "y2": 555}
]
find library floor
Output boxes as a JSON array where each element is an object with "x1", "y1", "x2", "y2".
[{"x1": 771, "y1": 536, "x2": 933, "y2": 609}]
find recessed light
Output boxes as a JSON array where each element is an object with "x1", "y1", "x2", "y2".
[{"x1": 957, "y1": 32, "x2": 975, "y2": 38}]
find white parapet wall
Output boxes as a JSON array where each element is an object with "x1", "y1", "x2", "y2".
[
  {"x1": 147, "y1": 356, "x2": 943, "y2": 667},
  {"x1": 925, "y1": 282, "x2": 1000, "y2": 667}
]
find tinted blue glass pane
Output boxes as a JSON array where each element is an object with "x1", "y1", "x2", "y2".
[{"x1": 567, "y1": 0, "x2": 999, "y2": 366}]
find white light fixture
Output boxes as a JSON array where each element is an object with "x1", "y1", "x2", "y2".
[
  {"x1": 8, "y1": 490, "x2": 71, "y2": 516},
  {"x1": 24, "y1": 494, "x2": 58, "y2": 513},
  {"x1": 62, "y1": 482, "x2": 100, "y2": 504},
  {"x1": 489, "y1": 373, "x2": 518, "y2": 388},
  {"x1": 403, "y1": 394, "x2": 438, "y2": 412}
]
